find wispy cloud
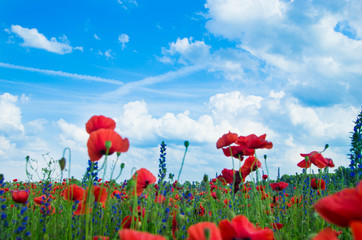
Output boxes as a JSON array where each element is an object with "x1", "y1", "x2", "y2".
[
  {"x1": 103, "y1": 64, "x2": 205, "y2": 97},
  {"x1": 0, "y1": 62, "x2": 123, "y2": 85},
  {"x1": 10, "y1": 25, "x2": 80, "y2": 54}
]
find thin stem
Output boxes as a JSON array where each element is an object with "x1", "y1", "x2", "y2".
[{"x1": 177, "y1": 144, "x2": 189, "y2": 182}]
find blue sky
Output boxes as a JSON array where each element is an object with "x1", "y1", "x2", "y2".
[{"x1": 0, "y1": 0, "x2": 361, "y2": 182}]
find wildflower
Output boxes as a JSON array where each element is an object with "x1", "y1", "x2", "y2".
[
  {"x1": 86, "y1": 115, "x2": 116, "y2": 134},
  {"x1": 311, "y1": 178, "x2": 326, "y2": 190},
  {"x1": 312, "y1": 228, "x2": 340, "y2": 240},
  {"x1": 222, "y1": 145, "x2": 255, "y2": 159},
  {"x1": 118, "y1": 229, "x2": 166, "y2": 240},
  {"x1": 314, "y1": 180, "x2": 362, "y2": 227},
  {"x1": 216, "y1": 131, "x2": 238, "y2": 149},
  {"x1": 73, "y1": 200, "x2": 92, "y2": 216},
  {"x1": 236, "y1": 133, "x2": 273, "y2": 150},
  {"x1": 62, "y1": 184, "x2": 85, "y2": 201},
  {"x1": 186, "y1": 222, "x2": 222, "y2": 240},
  {"x1": 218, "y1": 169, "x2": 236, "y2": 184},
  {"x1": 239, "y1": 156, "x2": 261, "y2": 179},
  {"x1": 219, "y1": 215, "x2": 274, "y2": 240},
  {"x1": 262, "y1": 174, "x2": 268, "y2": 180},
  {"x1": 270, "y1": 182, "x2": 288, "y2": 191},
  {"x1": 300, "y1": 151, "x2": 334, "y2": 169},
  {"x1": 89, "y1": 185, "x2": 108, "y2": 203},
  {"x1": 133, "y1": 168, "x2": 156, "y2": 196},
  {"x1": 270, "y1": 222, "x2": 284, "y2": 230},
  {"x1": 11, "y1": 190, "x2": 29, "y2": 204},
  {"x1": 87, "y1": 129, "x2": 129, "y2": 162}
]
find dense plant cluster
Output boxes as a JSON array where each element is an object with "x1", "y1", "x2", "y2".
[{"x1": 0, "y1": 113, "x2": 361, "y2": 240}]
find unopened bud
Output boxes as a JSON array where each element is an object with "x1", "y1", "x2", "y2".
[
  {"x1": 105, "y1": 140, "x2": 112, "y2": 150},
  {"x1": 176, "y1": 213, "x2": 183, "y2": 225},
  {"x1": 58, "y1": 157, "x2": 66, "y2": 171},
  {"x1": 121, "y1": 163, "x2": 125, "y2": 170},
  {"x1": 184, "y1": 140, "x2": 190, "y2": 148},
  {"x1": 226, "y1": 209, "x2": 236, "y2": 220}
]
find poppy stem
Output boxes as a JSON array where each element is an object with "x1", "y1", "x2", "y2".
[
  {"x1": 177, "y1": 141, "x2": 189, "y2": 182},
  {"x1": 110, "y1": 153, "x2": 121, "y2": 181}
]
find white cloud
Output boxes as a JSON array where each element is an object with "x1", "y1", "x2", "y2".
[
  {"x1": 27, "y1": 119, "x2": 48, "y2": 134},
  {"x1": 118, "y1": 34, "x2": 130, "y2": 50},
  {"x1": 165, "y1": 37, "x2": 210, "y2": 64},
  {"x1": 0, "y1": 135, "x2": 16, "y2": 156},
  {"x1": 104, "y1": 49, "x2": 114, "y2": 59},
  {"x1": 94, "y1": 34, "x2": 101, "y2": 40},
  {"x1": 0, "y1": 93, "x2": 24, "y2": 133},
  {"x1": 10, "y1": 25, "x2": 74, "y2": 54},
  {"x1": 57, "y1": 119, "x2": 88, "y2": 152}
]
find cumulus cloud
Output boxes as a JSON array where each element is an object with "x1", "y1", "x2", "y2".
[
  {"x1": 203, "y1": 0, "x2": 362, "y2": 106},
  {"x1": 163, "y1": 37, "x2": 210, "y2": 64},
  {"x1": 118, "y1": 34, "x2": 129, "y2": 50},
  {"x1": 0, "y1": 93, "x2": 24, "y2": 133},
  {"x1": 10, "y1": 25, "x2": 79, "y2": 54},
  {"x1": 57, "y1": 119, "x2": 88, "y2": 152},
  {"x1": 0, "y1": 135, "x2": 16, "y2": 156}
]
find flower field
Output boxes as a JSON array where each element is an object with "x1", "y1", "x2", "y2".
[{"x1": 1, "y1": 114, "x2": 362, "y2": 240}]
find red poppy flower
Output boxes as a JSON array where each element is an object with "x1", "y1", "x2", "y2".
[
  {"x1": 121, "y1": 215, "x2": 139, "y2": 229},
  {"x1": 91, "y1": 185, "x2": 108, "y2": 203},
  {"x1": 314, "y1": 180, "x2": 362, "y2": 227},
  {"x1": 118, "y1": 229, "x2": 166, "y2": 240},
  {"x1": 236, "y1": 134, "x2": 273, "y2": 150},
  {"x1": 87, "y1": 129, "x2": 129, "y2": 162},
  {"x1": 297, "y1": 159, "x2": 312, "y2": 168},
  {"x1": 312, "y1": 228, "x2": 339, "y2": 240},
  {"x1": 325, "y1": 158, "x2": 335, "y2": 168},
  {"x1": 300, "y1": 151, "x2": 331, "y2": 169},
  {"x1": 86, "y1": 115, "x2": 116, "y2": 134},
  {"x1": 218, "y1": 169, "x2": 236, "y2": 184},
  {"x1": 62, "y1": 184, "x2": 85, "y2": 201},
  {"x1": 270, "y1": 222, "x2": 283, "y2": 230},
  {"x1": 216, "y1": 131, "x2": 238, "y2": 149},
  {"x1": 311, "y1": 178, "x2": 326, "y2": 190},
  {"x1": 73, "y1": 200, "x2": 92, "y2": 216},
  {"x1": 133, "y1": 168, "x2": 156, "y2": 196},
  {"x1": 270, "y1": 182, "x2": 289, "y2": 191},
  {"x1": 262, "y1": 174, "x2": 268, "y2": 180},
  {"x1": 222, "y1": 145, "x2": 254, "y2": 159},
  {"x1": 350, "y1": 221, "x2": 362, "y2": 240},
  {"x1": 187, "y1": 222, "x2": 222, "y2": 240},
  {"x1": 34, "y1": 195, "x2": 47, "y2": 205},
  {"x1": 239, "y1": 156, "x2": 261, "y2": 179},
  {"x1": 11, "y1": 190, "x2": 29, "y2": 204},
  {"x1": 219, "y1": 215, "x2": 274, "y2": 240}
]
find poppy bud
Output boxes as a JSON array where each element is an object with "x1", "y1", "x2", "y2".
[
  {"x1": 58, "y1": 157, "x2": 66, "y2": 171},
  {"x1": 184, "y1": 140, "x2": 190, "y2": 148},
  {"x1": 226, "y1": 209, "x2": 236, "y2": 220},
  {"x1": 12, "y1": 190, "x2": 29, "y2": 204},
  {"x1": 105, "y1": 140, "x2": 112, "y2": 150},
  {"x1": 184, "y1": 207, "x2": 192, "y2": 214},
  {"x1": 176, "y1": 213, "x2": 183, "y2": 225},
  {"x1": 121, "y1": 163, "x2": 125, "y2": 170}
]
